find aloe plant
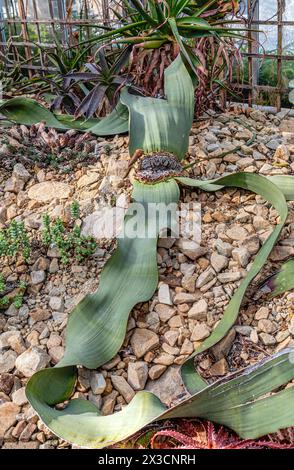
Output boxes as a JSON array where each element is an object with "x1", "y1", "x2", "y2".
[{"x1": 11, "y1": 55, "x2": 293, "y2": 449}]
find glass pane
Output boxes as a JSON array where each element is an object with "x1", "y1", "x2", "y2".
[
  {"x1": 284, "y1": 0, "x2": 294, "y2": 21},
  {"x1": 283, "y1": 27, "x2": 294, "y2": 54},
  {"x1": 259, "y1": 25, "x2": 278, "y2": 53},
  {"x1": 259, "y1": 0, "x2": 279, "y2": 21},
  {"x1": 259, "y1": 59, "x2": 278, "y2": 86},
  {"x1": 26, "y1": 0, "x2": 52, "y2": 19},
  {"x1": 282, "y1": 62, "x2": 294, "y2": 106}
]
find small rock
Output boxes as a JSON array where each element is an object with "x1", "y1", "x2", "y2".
[
  {"x1": 48, "y1": 346, "x2": 64, "y2": 364},
  {"x1": 101, "y1": 391, "x2": 119, "y2": 415},
  {"x1": 243, "y1": 235, "x2": 260, "y2": 255},
  {"x1": 250, "y1": 329, "x2": 259, "y2": 344},
  {"x1": 30, "y1": 270, "x2": 46, "y2": 285},
  {"x1": 127, "y1": 362, "x2": 148, "y2": 391},
  {"x1": 232, "y1": 247, "x2": 250, "y2": 267},
  {"x1": 153, "y1": 353, "x2": 174, "y2": 366},
  {"x1": 209, "y1": 358, "x2": 228, "y2": 376},
  {"x1": 15, "y1": 347, "x2": 50, "y2": 377},
  {"x1": 131, "y1": 329, "x2": 159, "y2": 358},
  {"x1": 111, "y1": 375, "x2": 135, "y2": 403},
  {"x1": 164, "y1": 330, "x2": 179, "y2": 347},
  {"x1": 196, "y1": 268, "x2": 215, "y2": 288},
  {"x1": 0, "y1": 374, "x2": 14, "y2": 395},
  {"x1": 235, "y1": 325, "x2": 253, "y2": 336},
  {"x1": 7, "y1": 332, "x2": 26, "y2": 355},
  {"x1": 190, "y1": 324, "x2": 211, "y2": 341},
  {"x1": 146, "y1": 366, "x2": 185, "y2": 406},
  {"x1": 270, "y1": 246, "x2": 294, "y2": 262},
  {"x1": 180, "y1": 338, "x2": 194, "y2": 355},
  {"x1": 267, "y1": 140, "x2": 280, "y2": 150},
  {"x1": 218, "y1": 271, "x2": 242, "y2": 283},
  {"x1": 259, "y1": 333, "x2": 276, "y2": 346},
  {"x1": 154, "y1": 304, "x2": 175, "y2": 322},
  {"x1": 168, "y1": 315, "x2": 183, "y2": 328},
  {"x1": 257, "y1": 319, "x2": 274, "y2": 334},
  {"x1": 148, "y1": 365, "x2": 167, "y2": 380},
  {"x1": 211, "y1": 253, "x2": 228, "y2": 273},
  {"x1": 158, "y1": 283, "x2": 172, "y2": 305},
  {"x1": 173, "y1": 292, "x2": 199, "y2": 304},
  {"x1": 0, "y1": 402, "x2": 20, "y2": 438},
  {"x1": 0, "y1": 350, "x2": 17, "y2": 373},
  {"x1": 188, "y1": 299, "x2": 208, "y2": 320},
  {"x1": 90, "y1": 372, "x2": 106, "y2": 395},
  {"x1": 88, "y1": 392, "x2": 102, "y2": 409},
  {"x1": 226, "y1": 225, "x2": 248, "y2": 241},
  {"x1": 12, "y1": 387, "x2": 27, "y2": 406},
  {"x1": 273, "y1": 144, "x2": 289, "y2": 161},
  {"x1": 12, "y1": 163, "x2": 31, "y2": 182},
  {"x1": 28, "y1": 181, "x2": 71, "y2": 202},
  {"x1": 215, "y1": 239, "x2": 233, "y2": 257},
  {"x1": 19, "y1": 422, "x2": 37, "y2": 441},
  {"x1": 102, "y1": 355, "x2": 120, "y2": 371},
  {"x1": 177, "y1": 240, "x2": 206, "y2": 260},
  {"x1": 49, "y1": 296, "x2": 65, "y2": 312},
  {"x1": 29, "y1": 309, "x2": 51, "y2": 322},
  {"x1": 211, "y1": 328, "x2": 236, "y2": 360},
  {"x1": 49, "y1": 258, "x2": 59, "y2": 274}
]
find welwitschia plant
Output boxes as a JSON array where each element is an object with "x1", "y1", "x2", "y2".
[{"x1": 24, "y1": 56, "x2": 294, "y2": 448}]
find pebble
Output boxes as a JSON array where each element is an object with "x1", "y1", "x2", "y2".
[
  {"x1": 15, "y1": 347, "x2": 50, "y2": 377},
  {"x1": 154, "y1": 304, "x2": 175, "y2": 322},
  {"x1": 209, "y1": 358, "x2": 228, "y2": 376},
  {"x1": 90, "y1": 372, "x2": 106, "y2": 395},
  {"x1": 211, "y1": 253, "x2": 228, "y2": 272},
  {"x1": 49, "y1": 296, "x2": 65, "y2": 312},
  {"x1": 153, "y1": 353, "x2": 174, "y2": 366},
  {"x1": 28, "y1": 182, "x2": 71, "y2": 202},
  {"x1": 218, "y1": 271, "x2": 242, "y2": 283},
  {"x1": 127, "y1": 362, "x2": 148, "y2": 391},
  {"x1": 0, "y1": 402, "x2": 20, "y2": 439},
  {"x1": 232, "y1": 247, "x2": 250, "y2": 267},
  {"x1": 215, "y1": 239, "x2": 233, "y2": 256},
  {"x1": 111, "y1": 375, "x2": 135, "y2": 403},
  {"x1": 226, "y1": 225, "x2": 248, "y2": 241},
  {"x1": 0, "y1": 350, "x2": 17, "y2": 373},
  {"x1": 158, "y1": 283, "x2": 172, "y2": 305},
  {"x1": 177, "y1": 239, "x2": 206, "y2": 260},
  {"x1": 259, "y1": 333, "x2": 276, "y2": 346},
  {"x1": 188, "y1": 299, "x2": 208, "y2": 320},
  {"x1": 148, "y1": 364, "x2": 167, "y2": 380},
  {"x1": 12, "y1": 387, "x2": 28, "y2": 406},
  {"x1": 130, "y1": 329, "x2": 159, "y2": 358},
  {"x1": 190, "y1": 324, "x2": 211, "y2": 341},
  {"x1": 196, "y1": 268, "x2": 215, "y2": 288},
  {"x1": 173, "y1": 292, "x2": 199, "y2": 304}
]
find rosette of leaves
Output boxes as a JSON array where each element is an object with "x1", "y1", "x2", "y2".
[{"x1": 24, "y1": 55, "x2": 294, "y2": 449}]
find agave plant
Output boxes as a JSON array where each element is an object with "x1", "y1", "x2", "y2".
[
  {"x1": 69, "y1": 0, "x2": 245, "y2": 114},
  {"x1": 2, "y1": 55, "x2": 294, "y2": 448},
  {"x1": 64, "y1": 47, "x2": 134, "y2": 119}
]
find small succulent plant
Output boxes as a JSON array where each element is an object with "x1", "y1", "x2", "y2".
[{"x1": 128, "y1": 420, "x2": 294, "y2": 450}]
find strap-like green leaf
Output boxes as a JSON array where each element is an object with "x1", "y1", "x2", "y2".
[
  {"x1": 120, "y1": 55, "x2": 194, "y2": 158},
  {"x1": 0, "y1": 97, "x2": 68, "y2": 129},
  {"x1": 0, "y1": 97, "x2": 129, "y2": 136}
]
